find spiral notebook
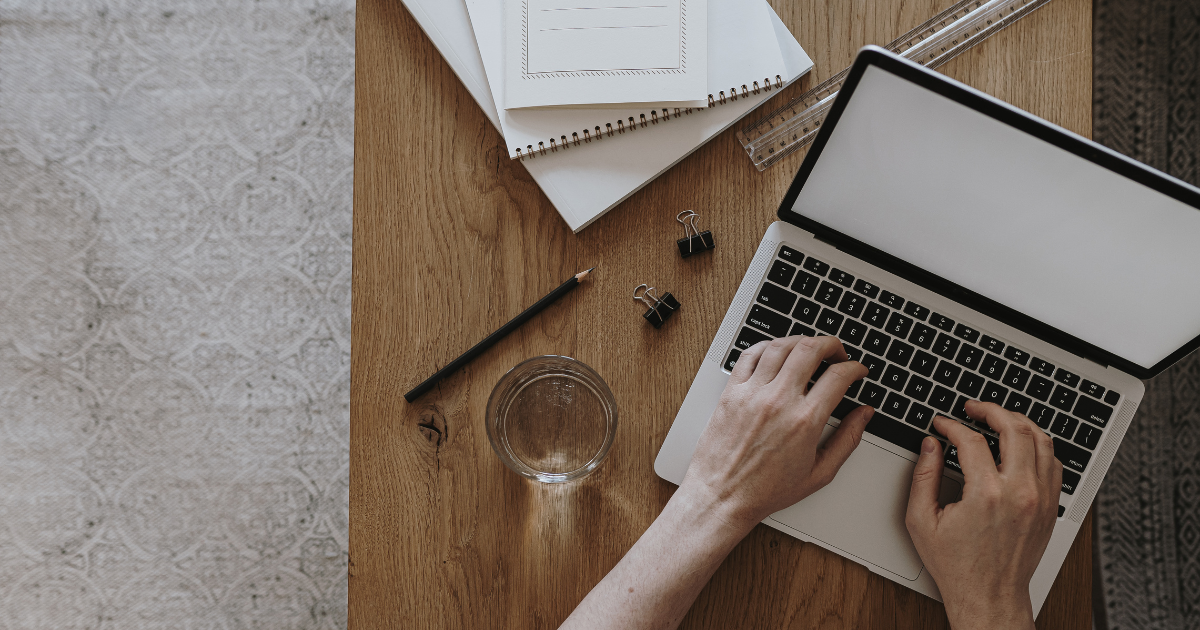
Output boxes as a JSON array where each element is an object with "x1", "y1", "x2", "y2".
[
  {"x1": 469, "y1": 0, "x2": 797, "y2": 160},
  {"x1": 401, "y1": 0, "x2": 812, "y2": 231}
]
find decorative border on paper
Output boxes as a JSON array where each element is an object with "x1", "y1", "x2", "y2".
[{"x1": 521, "y1": 0, "x2": 687, "y2": 79}]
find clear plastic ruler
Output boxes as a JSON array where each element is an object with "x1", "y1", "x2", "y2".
[{"x1": 737, "y1": 0, "x2": 1056, "y2": 171}]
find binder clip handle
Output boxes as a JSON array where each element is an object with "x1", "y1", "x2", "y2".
[
  {"x1": 676, "y1": 210, "x2": 715, "y2": 258},
  {"x1": 634, "y1": 284, "x2": 681, "y2": 329}
]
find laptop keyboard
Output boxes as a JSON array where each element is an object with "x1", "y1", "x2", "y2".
[{"x1": 725, "y1": 245, "x2": 1123, "y2": 514}]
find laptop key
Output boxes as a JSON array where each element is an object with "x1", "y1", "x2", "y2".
[
  {"x1": 1080, "y1": 380, "x2": 1105, "y2": 399},
  {"x1": 863, "y1": 302, "x2": 890, "y2": 328},
  {"x1": 929, "y1": 386, "x2": 956, "y2": 413},
  {"x1": 816, "y1": 281, "x2": 843, "y2": 307},
  {"x1": 910, "y1": 350, "x2": 937, "y2": 377},
  {"x1": 803, "y1": 257, "x2": 830, "y2": 276},
  {"x1": 1003, "y1": 365, "x2": 1032, "y2": 391},
  {"x1": 929, "y1": 313, "x2": 955, "y2": 332},
  {"x1": 793, "y1": 298, "x2": 820, "y2": 324},
  {"x1": 1054, "y1": 368, "x2": 1081, "y2": 388},
  {"x1": 1050, "y1": 385, "x2": 1078, "y2": 412},
  {"x1": 828, "y1": 268, "x2": 854, "y2": 287},
  {"x1": 1030, "y1": 403, "x2": 1055, "y2": 429},
  {"x1": 864, "y1": 412, "x2": 926, "y2": 454},
  {"x1": 954, "y1": 345, "x2": 983, "y2": 370},
  {"x1": 1073, "y1": 396, "x2": 1114, "y2": 428},
  {"x1": 980, "y1": 354, "x2": 1007, "y2": 380},
  {"x1": 908, "y1": 322, "x2": 936, "y2": 349},
  {"x1": 933, "y1": 360, "x2": 962, "y2": 388},
  {"x1": 757, "y1": 282, "x2": 798, "y2": 315},
  {"x1": 1003, "y1": 392, "x2": 1032, "y2": 415},
  {"x1": 1060, "y1": 469, "x2": 1081, "y2": 495},
  {"x1": 847, "y1": 380, "x2": 863, "y2": 399},
  {"x1": 1030, "y1": 357, "x2": 1055, "y2": 376},
  {"x1": 768, "y1": 260, "x2": 797, "y2": 286},
  {"x1": 953, "y1": 324, "x2": 980, "y2": 344},
  {"x1": 815, "y1": 308, "x2": 845, "y2": 335},
  {"x1": 839, "y1": 319, "x2": 867, "y2": 346},
  {"x1": 778, "y1": 246, "x2": 804, "y2": 265},
  {"x1": 1050, "y1": 413, "x2": 1079, "y2": 439},
  {"x1": 903, "y1": 301, "x2": 930, "y2": 321},
  {"x1": 952, "y1": 396, "x2": 971, "y2": 420},
  {"x1": 956, "y1": 373, "x2": 985, "y2": 398},
  {"x1": 746, "y1": 304, "x2": 791, "y2": 337},
  {"x1": 1053, "y1": 438, "x2": 1091, "y2": 473},
  {"x1": 864, "y1": 329, "x2": 890, "y2": 356},
  {"x1": 859, "y1": 381, "x2": 887, "y2": 407},
  {"x1": 980, "y1": 381, "x2": 1008, "y2": 405},
  {"x1": 1004, "y1": 346, "x2": 1031, "y2": 365},
  {"x1": 838, "y1": 292, "x2": 866, "y2": 317},
  {"x1": 1074, "y1": 423, "x2": 1102, "y2": 450},
  {"x1": 980, "y1": 335, "x2": 1005, "y2": 353},
  {"x1": 790, "y1": 322, "x2": 816, "y2": 337},
  {"x1": 1027, "y1": 374, "x2": 1053, "y2": 401},
  {"x1": 933, "y1": 361, "x2": 962, "y2": 387},
  {"x1": 844, "y1": 345, "x2": 863, "y2": 363},
  {"x1": 1058, "y1": 505, "x2": 1066, "y2": 518},
  {"x1": 882, "y1": 365, "x2": 909, "y2": 392},
  {"x1": 1104, "y1": 390, "x2": 1121, "y2": 406},
  {"x1": 944, "y1": 445, "x2": 963, "y2": 474},
  {"x1": 879, "y1": 290, "x2": 905, "y2": 310},
  {"x1": 792, "y1": 270, "x2": 820, "y2": 297},
  {"x1": 904, "y1": 375, "x2": 933, "y2": 402},
  {"x1": 881, "y1": 392, "x2": 912, "y2": 420},
  {"x1": 853, "y1": 279, "x2": 880, "y2": 299},
  {"x1": 724, "y1": 349, "x2": 741, "y2": 371},
  {"x1": 734, "y1": 326, "x2": 772, "y2": 351},
  {"x1": 932, "y1": 333, "x2": 960, "y2": 360},
  {"x1": 885, "y1": 312, "x2": 914, "y2": 339},
  {"x1": 906, "y1": 403, "x2": 935, "y2": 430},
  {"x1": 885, "y1": 340, "x2": 915, "y2": 367},
  {"x1": 861, "y1": 354, "x2": 886, "y2": 381}
]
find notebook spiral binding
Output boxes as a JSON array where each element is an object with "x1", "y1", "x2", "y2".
[{"x1": 512, "y1": 75, "x2": 784, "y2": 161}]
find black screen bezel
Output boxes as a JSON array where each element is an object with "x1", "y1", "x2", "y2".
[{"x1": 776, "y1": 46, "x2": 1200, "y2": 380}]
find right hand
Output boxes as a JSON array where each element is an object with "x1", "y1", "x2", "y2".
[{"x1": 905, "y1": 401, "x2": 1061, "y2": 630}]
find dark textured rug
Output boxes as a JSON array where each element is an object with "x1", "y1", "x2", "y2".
[{"x1": 1093, "y1": 1, "x2": 1200, "y2": 628}]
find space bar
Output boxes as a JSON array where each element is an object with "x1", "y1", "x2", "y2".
[{"x1": 864, "y1": 414, "x2": 927, "y2": 455}]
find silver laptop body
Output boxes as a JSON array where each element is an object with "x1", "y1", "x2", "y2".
[{"x1": 655, "y1": 47, "x2": 1200, "y2": 615}]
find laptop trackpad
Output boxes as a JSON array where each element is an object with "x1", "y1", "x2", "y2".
[{"x1": 768, "y1": 424, "x2": 961, "y2": 581}]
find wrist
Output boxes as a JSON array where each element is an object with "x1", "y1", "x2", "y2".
[
  {"x1": 669, "y1": 482, "x2": 759, "y2": 545},
  {"x1": 944, "y1": 593, "x2": 1035, "y2": 630}
]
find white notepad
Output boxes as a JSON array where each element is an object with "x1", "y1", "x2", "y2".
[
  {"x1": 400, "y1": 0, "x2": 812, "y2": 231},
  {"x1": 469, "y1": 0, "x2": 788, "y2": 160},
  {"x1": 502, "y1": 0, "x2": 708, "y2": 109}
]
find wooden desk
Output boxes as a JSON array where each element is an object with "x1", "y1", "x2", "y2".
[{"x1": 351, "y1": 0, "x2": 1093, "y2": 627}]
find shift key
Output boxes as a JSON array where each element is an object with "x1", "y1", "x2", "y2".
[{"x1": 746, "y1": 304, "x2": 791, "y2": 337}]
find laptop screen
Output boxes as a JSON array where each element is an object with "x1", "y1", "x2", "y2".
[{"x1": 785, "y1": 61, "x2": 1200, "y2": 373}]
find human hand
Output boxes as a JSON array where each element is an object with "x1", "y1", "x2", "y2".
[
  {"x1": 905, "y1": 401, "x2": 1062, "y2": 630},
  {"x1": 678, "y1": 335, "x2": 873, "y2": 534}
]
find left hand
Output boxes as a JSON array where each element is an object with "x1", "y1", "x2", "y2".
[{"x1": 678, "y1": 335, "x2": 874, "y2": 531}]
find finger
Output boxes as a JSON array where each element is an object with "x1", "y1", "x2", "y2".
[
  {"x1": 966, "y1": 400, "x2": 1037, "y2": 474},
  {"x1": 811, "y1": 405, "x2": 874, "y2": 485},
  {"x1": 776, "y1": 335, "x2": 849, "y2": 387},
  {"x1": 728, "y1": 339, "x2": 769, "y2": 385},
  {"x1": 748, "y1": 336, "x2": 802, "y2": 384},
  {"x1": 1031, "y1": 422, "x2": 1057, "y2": 484},
  {"x1": 804, "y1": 359, "x2": 868, "y2": 420},
  {"x1": 931, "y1": 416, "x2": 997, "y2": 481},
  {"x1": 905, "y1": 436, "x2": 945, "y2": 534}
]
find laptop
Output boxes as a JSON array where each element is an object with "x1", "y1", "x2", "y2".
[{"x1": 654, "y1": 46, "x2": 1200, "y2": 615}]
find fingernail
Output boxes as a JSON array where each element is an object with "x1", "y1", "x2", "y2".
[{"x1": 921, "y1": 437, "x2": 936, "y2": 453}]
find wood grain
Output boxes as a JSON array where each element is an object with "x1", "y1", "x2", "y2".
[{"x1": 350, "y1": 0, "x2": 1093, "y2": 627}]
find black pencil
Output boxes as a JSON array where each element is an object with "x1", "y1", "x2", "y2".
[{"x1": 404, "y1": 267, "x2": 596, "y2": 402}]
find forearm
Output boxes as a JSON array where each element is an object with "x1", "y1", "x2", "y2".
[{"x1": 559, "y1": 486, "x2": 754, "y2": 630}]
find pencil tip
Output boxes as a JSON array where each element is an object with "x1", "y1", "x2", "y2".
[{"x1": 576, "y1": 267, "x2": 596, "y2": 280}]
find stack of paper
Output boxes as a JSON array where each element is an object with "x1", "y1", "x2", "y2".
[{"x1": 401, "y1": 0, "x2": 813, "y2": 231}]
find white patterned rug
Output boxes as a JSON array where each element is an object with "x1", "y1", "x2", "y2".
[{"x1": 0, "y1": 2, "x2": 352, "y2": 628}]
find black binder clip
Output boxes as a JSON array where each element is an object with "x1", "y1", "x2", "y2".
[
  {"x1": 676, "y1": 210, "x2": 715, "y2": 258},
  {"x1": 634, "y1": 284, "x2": 680, "y2": 329}
]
